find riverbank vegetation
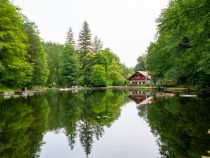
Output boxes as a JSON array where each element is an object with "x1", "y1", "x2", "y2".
[
  {"x1": 0, "y1": 0, "x2": 132, "y2": 90},
  {"x1": 145, "y1": 0, "x2": 210, "y2": 88}
]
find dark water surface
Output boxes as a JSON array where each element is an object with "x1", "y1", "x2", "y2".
[{"x1": 0, "y1": 90, "x2": 209, "y2": 158}]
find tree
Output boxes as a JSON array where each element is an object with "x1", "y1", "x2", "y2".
[
  {"x1": 78, "y1": 21, "x2": 92, "y2": 58},
  {"x1": 146, "y1": 0, "x2": 210, "y2": 87},
  {"x1": 82, "y1": 49, "x2": 130, "y2": 87},
  {"x1": 90, "y1": 64, "x2": 107, "y2": 87},
  {"x1": 108, "y1": 60, "x2": 124, "y2": 86},
  {"x1": 0, "y1": 0, "x2": 32, "y2": 87},
  {"x1": 66, "y1": 27, "x2": 75, "y2": 46},
  {"x1": 60, "y1": 44, "x2": 80, "y2": 87},
  {"x1": 82, "y1": 52, "x2": 97, "y2": 86},
  {"x1": 23, "y1": 17, "x2": 49, "y2": 86},
  {"x1": 134, "y1": 54, "x2": 147, "y2": 72},
  {"x1": 45, "y1": 42, "x2": 63, "y2": 87},
  {"x1": 92, "y1": 36, "x2": 103, "y2": 52}
]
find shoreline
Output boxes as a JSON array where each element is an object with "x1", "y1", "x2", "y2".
[
  {"x1": 0, "y1": 86, "x2": 198, "y2": 98},
  {"x1": 1, "y1": 86, "x2": 209, "y2": 99}
]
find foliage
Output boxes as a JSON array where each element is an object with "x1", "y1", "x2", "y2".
[
  {"x1": 60, "y1": 44, "x2": 81, "y2": 87},
  {"x1": 0, "y1": 1, "x2": 130, "y2": 88},
  {"x1": 78, "y1": 21, "x2": 92, "y2": 58},
  {"x1": 66, "y1": 27, "x2": 75, "y2": 46},
  {"x1": 0, "y1": 0, "x2": 32, "y2": 87},
  {"x1": 23, "y1": 17, "x2": 49, "y2": 86},
  {"x1": 134, "y1": 54, "x2": 147, "y2": 71},
  {"x1": 45, "y1": 42, "x2": 63, "y2": 87},
  {"x1": 108, "y1": 60, "x2": 124, "y2": 86},
  {"x1": 82, "y1": 52, "x2": 97, "y2": 86},
  {"x1": 92, "y1": 36, "x2": 103, "y2": 52},
  {"x1": 82, "y1": 49, "x2": 126, "y2": 86},
  {"x1": 146, "y1": 0, "x2": 210, "y2": 87},
  {"x1": 90, "y1": 64, "x2": 107, "y2": 87}
]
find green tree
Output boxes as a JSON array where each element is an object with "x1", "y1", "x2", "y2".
[
  {"x1": 108, "y1": 60, "x2": 124, "y2": 86},
  {"x1": 78, "y1": 21, "x2": 92, "y2": 58},
  {"x1": 90, "y1": 64, "x2": 107, "y2": 87},
  {"x1": 82, "y1": 52, "x2": 97, "y2": 86},
  {"x1": 60, "y1": 44, "x2": 80, "y2": 87},
  {"x1": 66, "y1": 27, "x2": 75, "y2": 46},
  {"x1": 23, "y1": 17, "x2": 49, "y2": 86},
  {"x1": 45, "y1": 42, "x2": 63, "y2": 87},
  {"x1": 134, "y1": 54, "x2": 147, "y2": 72},
  {"x1": 92, "y1": 36, "x2": 103, "y2": 52},
  {"x1": 146, "y1": 0, "x2": 210, "y2": 87},
  {"x1": 0, "y1": 0, "x2": 32, "y2": 88},
  {"x1": 82, "y1": 49, "x2": 130, "y2": 86}
]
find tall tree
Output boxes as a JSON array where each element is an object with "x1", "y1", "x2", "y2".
[
  {"x1": 0, "y1": 0, "x2": 32, "y2": 87},
  {"x1": 23, "y1": 17, "x2": 49, "y2": 86},
  {"x1": 78, "y1": 21, "x2": 92, "y2": 58},
  {"x1": 92, "y1": 36, "x2": 103, "y2": 52},
  {"x1": 66, "y1": 27, "x2": 75, "y2": 46},
  {"x1": 45, "y1": 42, "x2": 63, "y2": 87},
  {"x1": 134, "y1": 54, "x2": 147, "y2": 72},
  {"x1": 60, "y1": 44, "x2": 80, "y2": 87},
  {"x1": 146, "y1": 0, "x2": 210, "y2": 87}
]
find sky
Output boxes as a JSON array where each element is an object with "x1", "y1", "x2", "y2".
[{"x1": 13, "y1": 0, "x2": 169, "y2": 67}]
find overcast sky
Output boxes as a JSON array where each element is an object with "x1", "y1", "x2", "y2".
[{"x1": 13, "y1": 0, "x2": 169, "y2": 67}]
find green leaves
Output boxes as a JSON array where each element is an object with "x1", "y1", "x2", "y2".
[
  {"x1": 60, "y1": 44, "x2": 80, "y2": 87},
  {"x1": 146, "y1": 0, "x2": 210, "y2": 87},
  {"x1": 23, "y1": 17, "x2": 49, "y2": 86},
  {"x1": 90, "y1": 64, "x2": 107, "y2": 87}
]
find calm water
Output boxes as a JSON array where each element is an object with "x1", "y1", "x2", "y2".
[{"x1": 0, "y1": 90, "x2": 209, "y2": 158}]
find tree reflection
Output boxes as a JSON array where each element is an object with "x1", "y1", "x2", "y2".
[
  {"x1": 46, "y1": 90, "x2": 129, "y2": 156},
  {"x1": 0, "y1": 90, "x2": 129, "y2": 158},
  {"x1": 138, "y1": 96, "x2": 210, "y2": 158},
  {"x1": 0, "y1": 96, "x2": 49, "y2": 158}
]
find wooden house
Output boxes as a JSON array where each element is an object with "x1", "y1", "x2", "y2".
[{"x1": 128, "y1": 71, "x2": 151, "y2": 85}]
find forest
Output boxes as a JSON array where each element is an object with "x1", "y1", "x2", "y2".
[
  {"x1": 144, "y1": 0, "x2": 210, "y2": 88},
  {"x1": 0, "y1": 0, "x2": 132, "y2": 89},
  {"x1": 1, "y1": 0, "x2": 210, "y2": 89}
]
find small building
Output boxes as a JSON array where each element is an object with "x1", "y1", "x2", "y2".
[{"x1": 128, "y1": 71, "x2": 151, "y2": 85}]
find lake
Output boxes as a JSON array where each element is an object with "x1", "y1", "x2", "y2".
[{"x1": 0, "y1": 90, "x2": 209, "y2": 158}]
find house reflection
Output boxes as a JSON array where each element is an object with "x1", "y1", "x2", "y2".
[
  {"x1": 128, "y1": 91, "x2": 176, "y2": 106},
  {"x1": 128, "y1": 91, "x2": 152, "y2": 105}
]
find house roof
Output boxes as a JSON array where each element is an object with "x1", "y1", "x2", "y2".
[
  {"x1": 138, "y1": 71, "x2": 151, "y2": 79},
  {"x1": 128, "y1": 71, "x2": 151, "y2": 80}
]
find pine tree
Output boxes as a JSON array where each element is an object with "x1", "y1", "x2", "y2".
[
  {"x1": 78, "y1": 21, "x2": 92, "y2": 58},
  {"x1": 92, "y1": 36, "x2": 103, "y2": 52},
  {"x1": 66, "y1": 27, "x2": 75, "y2": 46}
]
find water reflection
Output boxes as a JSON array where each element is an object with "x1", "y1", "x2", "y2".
[
  {"x1": 0, "y1": 90, "x2": 209, "y2": 158},
  {"x1": 46, "y1": 90, "x2": 129, "y2": 157},
  {"x1": 137, "y1": 94, "x2": 210, "y2": 158},
  {"x1": 0, "y1": 96, "x2": 49, "y2": 158}
]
